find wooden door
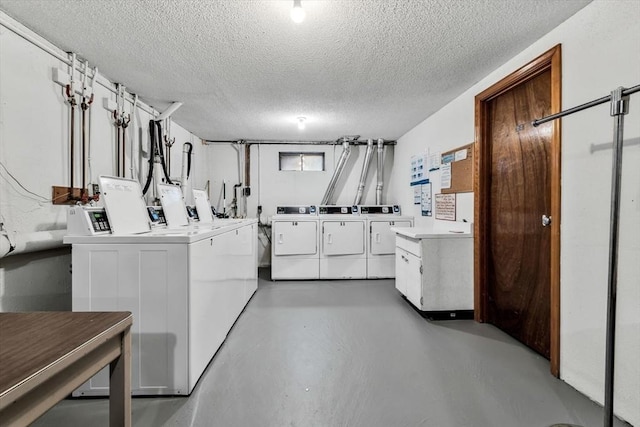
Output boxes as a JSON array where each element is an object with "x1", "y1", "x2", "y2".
[
  {"x1": 486, "y1": 70, "x2": 552, "y2": 357},
  {"x1": 475, "y1": 45, "x2": 561, "y2": 374}
]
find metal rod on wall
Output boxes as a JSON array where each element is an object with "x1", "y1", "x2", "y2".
[
  {"x1": 534, "y1": 85, "x2": 637, "y2": 427},
  {"x1": 602, "y1": 87, "x2": 628, "y2": 427},
  {"x1": 532, "y1": 85, "x2": 639, "y2": 127}
]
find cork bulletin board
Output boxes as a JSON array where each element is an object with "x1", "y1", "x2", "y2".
[{"x1": 441, "y1": 143, "x2": 474, "y2": 194}]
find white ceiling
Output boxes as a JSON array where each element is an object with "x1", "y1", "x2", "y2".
[{"x1": 1, "y1": 0, "x2": 591, "y2": 141}]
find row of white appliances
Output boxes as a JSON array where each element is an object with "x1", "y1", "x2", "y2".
[
  {"x1": 65, "y1": 176, "x2": 258, "y2": 396},
  {"x1": 271, "y1": 205, "x2": 413, "y2": 280}
]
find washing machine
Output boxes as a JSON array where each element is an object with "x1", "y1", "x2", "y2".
[
  {"x1": 318, "y1": 205, "x2": 367, "y2": 279},
  {"x1": 359, "y1": 205, "x2": 413, "y2": 278},
  {"x1": 271, "y1": 205, "x2": 319, "y2": 280}
]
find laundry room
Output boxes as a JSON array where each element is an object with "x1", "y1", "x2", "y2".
[{"x1": 0, "y1": 1, "x2": 638, "y2": 426}]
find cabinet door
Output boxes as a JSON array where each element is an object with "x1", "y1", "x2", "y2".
[
  {"x1": 273, "y1": 221, "x2": 318, "y2": 255},
  {"x1": 405, "y1": 252, "x2": 423, "y2": 308},
  {"x1": 395, "y1": 248, "x2": 408, "y2": 295},
  {"x1": 322, "y1": 221, "x2": 364, "y2": 255},
  {"x1": 370, "y1": 220, "x2": 412, "y2": 254}
]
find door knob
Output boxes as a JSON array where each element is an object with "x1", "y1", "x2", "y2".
[{"x1": 542, "y1": 214, "x2": 552, "y2": 227}]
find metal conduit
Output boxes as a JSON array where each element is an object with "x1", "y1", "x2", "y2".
[
  {"x1": 353, "y1": 139, "x2": 374, "y2": 205},
  {"x1": 203, "y1": 139, "x2": 397, "y2": 146},
  {"x1": 376, "y1": 138, "x2": 384, "y2": 205},
  {"x1": 321, "y1": 141, "x2": 351, "y2": 205}
]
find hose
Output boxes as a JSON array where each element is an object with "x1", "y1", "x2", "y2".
[
  {"x1": 142, "y1": 120, "x2": 156, "y2": 195},
  {"x1": 184, "y1": 142, "x2": 193, "y2": 178},
  {"x1": 155, "y1": 121, "x2": 172, "y2": 184}
]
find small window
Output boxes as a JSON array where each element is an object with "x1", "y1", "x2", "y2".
[{"x1": 279, "y1": 152, "x2": 325, "y2": 171}]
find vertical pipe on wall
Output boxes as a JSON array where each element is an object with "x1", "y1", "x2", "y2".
[
  {"x1": 353, "y1": 139, "x2": 374, "y2": 205},
  {"x1": 376, "y1": 138, "x2": 384, "y2": 205},
  {"x1": 321, "y1": 140, "x2": 351, "y2": 205},
  {"x1": 66, "y1": 53, "x2": 77, "y2": 190}
]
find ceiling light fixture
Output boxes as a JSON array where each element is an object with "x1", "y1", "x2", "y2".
[
  {"x1": 291, "y1": 0, "x2": 305, "y2": 24},
  {"x1": 297, "y1": 116, "x2": 306, "y2": 130}
]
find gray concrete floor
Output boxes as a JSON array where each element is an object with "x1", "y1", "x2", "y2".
[{"x1": 34, "y1": 270, "x2": 629, "y2": 427}]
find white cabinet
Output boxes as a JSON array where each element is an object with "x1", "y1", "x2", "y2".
[
  {"x1": 393, "y1": 228, "x2": 473, "y2": 317},
  {"x1": 395, "y1": 247, "x2": 421, "y2": 305},
  {"x1": 67, "y1": 220, "x2": 258, "y2": 396}
]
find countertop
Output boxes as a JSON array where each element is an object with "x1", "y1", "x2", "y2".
[{"x1": 391, "y1": 223, "x2": 473, "y2": 239}]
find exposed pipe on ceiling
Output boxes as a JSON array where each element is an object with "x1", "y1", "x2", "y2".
[
  {"x1": 203, "y1": 138, "x2": 397, "y2": 146},
  {"x1": 156, "y1": 102, "x2": 183, "y2": 121},
  {"x1": 321, "y1": 140, "x2": 352, "y2": 205},
  {"x1": 353, "y1": 139, "x2": 374, "y2": 205},
  {"x1": 376, "y1": 138, "x2": 385, "y2": 205}
]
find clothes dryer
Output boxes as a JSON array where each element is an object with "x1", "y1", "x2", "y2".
[
  {"x1": 359, "y1": 205, "x2": 413, "y2": 278},
  {"x1": 318, "y1": 205, "x2": 366, "y2": 279},
  {"x1": 271, "y1": 205, "x2": 319, "y2": 280}
]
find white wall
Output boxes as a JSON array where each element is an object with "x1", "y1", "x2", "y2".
[
  {"x1": 390, "y1": 1, "x2": 640, "y2": 424},
  {"x1": 0, "y1": 16, "x2": 208, "y2": 311},
  {"x1": 205, "y1": 141, "x2": 395, "y2": 266}
]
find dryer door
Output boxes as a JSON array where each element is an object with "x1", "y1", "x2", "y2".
[
  {"x1": 322, "y1": 220, "x2": 364, "y2": 255},
  {"x1": 370, "y1": 220, "x2": 412, "y2": 255},
  {"x1": 273, "y1": 221, "x2": 317, "y2": 255}
]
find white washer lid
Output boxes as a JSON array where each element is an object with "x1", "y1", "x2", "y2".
[
  {"x1": 193, "y1": 188, "x2": 213, "y2": 224},
  {"x1": 99, "y1": 176, "x2": 151, "y2": 235},
  {"x1": 158, "y1": 183, "x2": 189, "y2": 228}
]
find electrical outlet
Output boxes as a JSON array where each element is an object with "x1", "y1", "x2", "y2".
[{"x1": 92, "y1": 184, "x2": 100, "y2": 195}]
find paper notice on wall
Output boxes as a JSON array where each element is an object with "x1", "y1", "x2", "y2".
[
  {"x1": 421, "y1": 183, "x2": 432, "y2": 216},
  {"x1": 441, "y1": 163, "x2": 452, "y2": 189},
  {"x1": 411, "y1": 152, "x2": 429, "y2": 185},
  {"x1": 441, "y1": 153, "x2": 455, "y2": 164},
  {"x1": 435, "y1": 193, "x2": 456, "y2": 221},
  {"x1": 428, "y1": 152, "x2": 440, "y2": 171},
  {"x1": 454, "y1": 149, "x2": 468, "y2": 161}
]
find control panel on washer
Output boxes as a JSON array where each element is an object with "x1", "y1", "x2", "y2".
[
  {"x1": 359, "y1": 205, "x2": 401, "y2": 215},
  {"x1": 147, "y1": 206, "x2": 167, "y2": 227},
  {"x1": 318, "y1": 205, "x2": 359, "y2": 215},
  {"x1": 67, "y1": 206, "x2": 112, "y2": 236},
  {"x1": 276, "y1": 205, "x2": 317, "y2": 215}
]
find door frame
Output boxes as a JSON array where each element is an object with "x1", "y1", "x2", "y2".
[{"x1": 473, "y1": 45, "x2": 562, "y2": 376}]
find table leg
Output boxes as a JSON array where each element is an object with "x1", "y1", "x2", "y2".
[{"x1": 109, "y1": 325, "x2": 131, "y2": 427}]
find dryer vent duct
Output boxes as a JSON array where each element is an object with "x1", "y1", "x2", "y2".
[
  {"x1": 376, "y1": 138, "x2": 384, "y2": 205},
  {"x1": 353, "y1": 139, "x2": 374, "y2": 205},
  {"x1": 321, "y1": 140, "x2": 352, "y2": 205}
]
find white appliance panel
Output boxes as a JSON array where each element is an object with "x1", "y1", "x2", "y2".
[
  {"x1": 369, "y1": 220, "x2": 412, "y2": 255},
  {"x1": 273, "y1": 221, "x2": 317, "y2": 255},
  {"x1": 322, "y1": 221, "x2": 364, "y2": 256},
  {"x1": 272, "y1": 257, "x2": 319, "y2": 280},
  {"x1": 320, "y1": 257, "x2": 367, "y2": 279}
]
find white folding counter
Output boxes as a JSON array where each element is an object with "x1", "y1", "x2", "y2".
[{"x1": 392, "y1": 223, "x2": 473, "y2": 319}]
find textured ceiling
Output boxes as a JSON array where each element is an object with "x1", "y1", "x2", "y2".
[{"x1": 0, "y1": 0, "x2": 591, "y2": 141}]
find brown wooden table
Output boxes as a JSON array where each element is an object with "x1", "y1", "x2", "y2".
[{"x1": 0, "y1": 311, "x2": 132, "y2": 426}]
